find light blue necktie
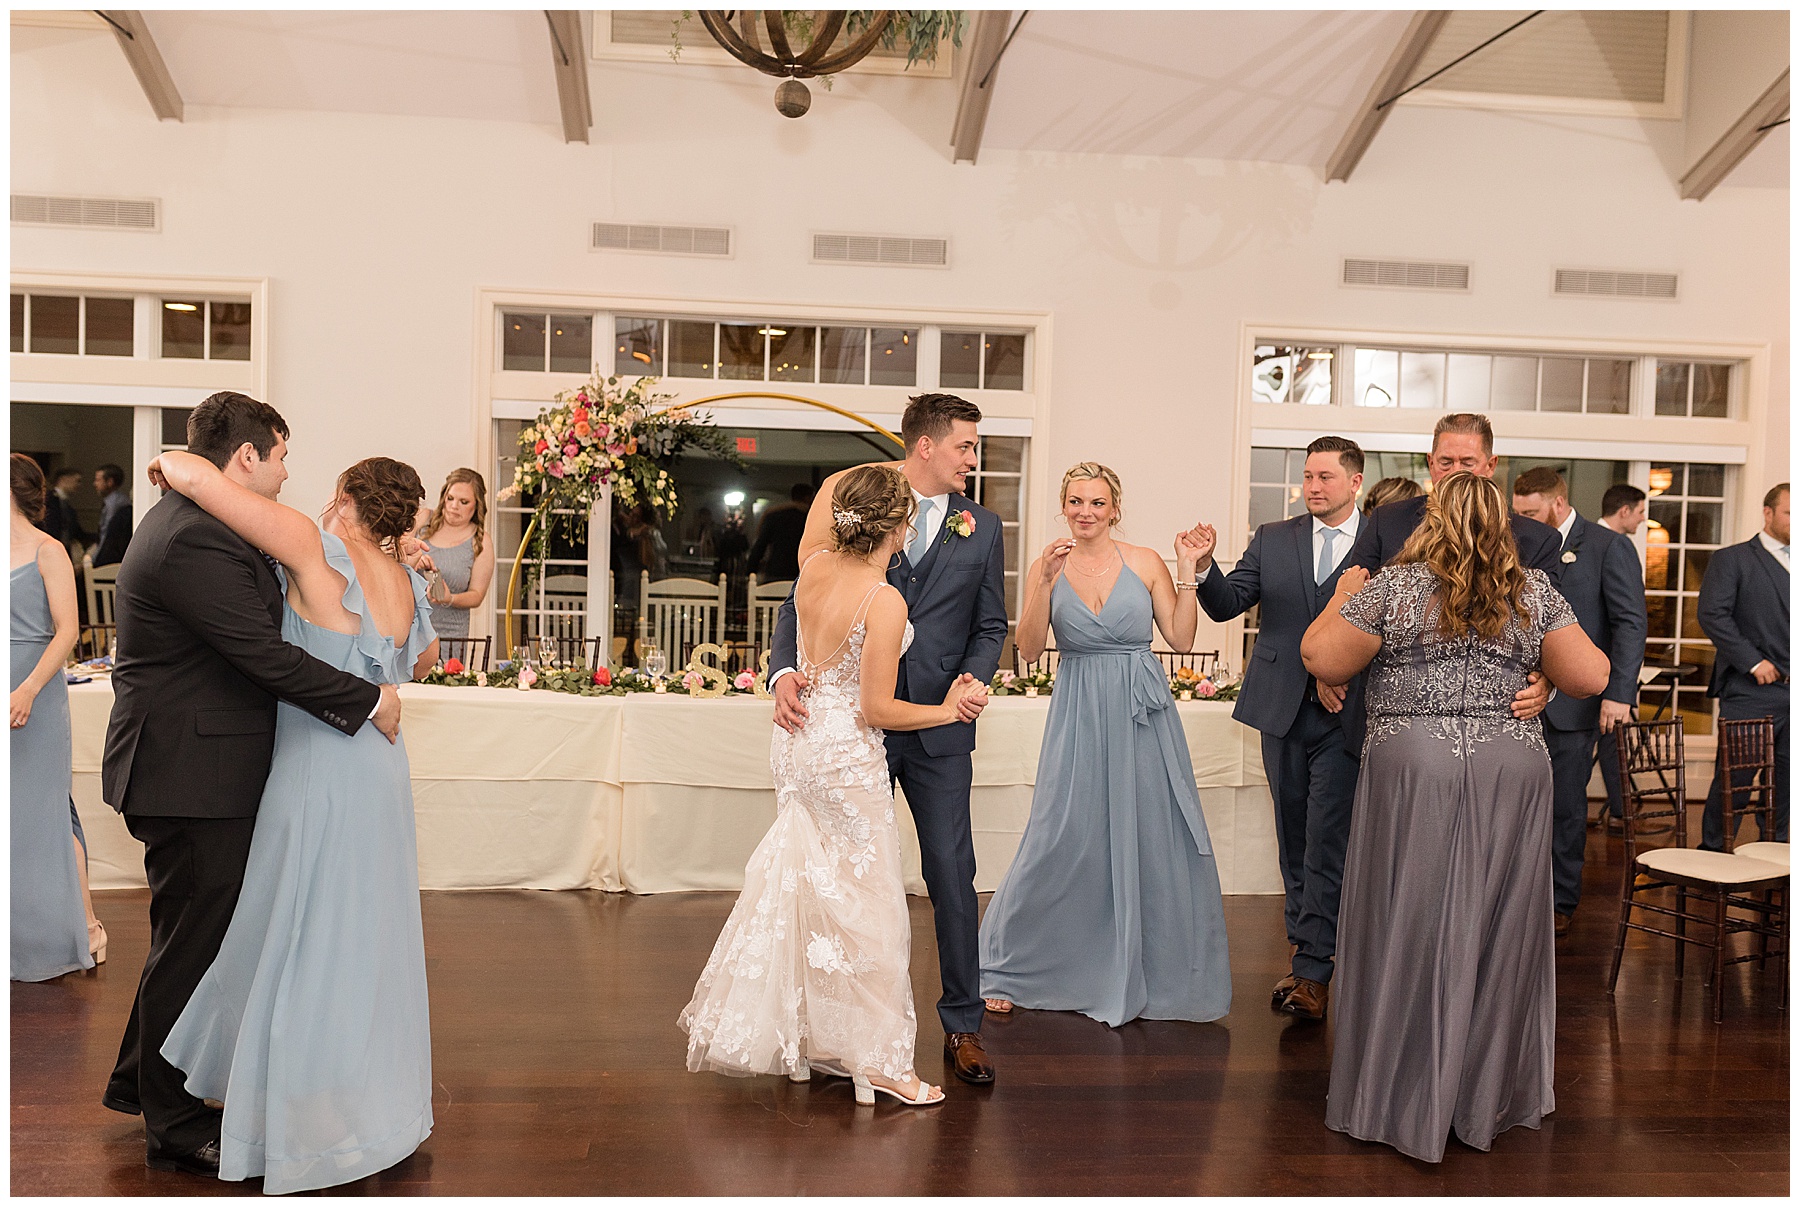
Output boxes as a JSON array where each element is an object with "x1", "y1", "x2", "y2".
[
  {"x1": 908, "y1": 499, "x2": 936, "y2": 565},
  {"x1": 1316, "y1": 526, "x2": 1337, "y2": 586}
]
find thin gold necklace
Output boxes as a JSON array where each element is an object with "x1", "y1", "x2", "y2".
[{"x1": 1067, "y1": 543, "x2": 1118, "y2": 577}]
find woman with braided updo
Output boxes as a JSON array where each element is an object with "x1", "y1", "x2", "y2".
[
  {"x1": 140, "y1": 449, "x2": 439, "y2": 1192},
  {"x1": 681, "y1": 463, "x2": 987, "y2": 1109}
]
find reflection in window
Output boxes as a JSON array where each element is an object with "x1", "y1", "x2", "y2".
[
  {"x1": 209, "y1": 301, "x2": 252, "y2": 361},
  {"x1": 768, "y1": 325, "x2": 815, "y2": 383},
  {"x1": 1643, "y1": 459, "x2": 1730, "y2": 735},
  {"x1": 161, "y1": 299, "x2": 205, "y2": 359},
  {"x1": 1353, "y1": 348, "x2": 1397, "y2": 407},
  {"x1": 615, "y1": 316, "x2": 663, "y2": 375},
  {"x1": 10, "y1": 294, "x2": 23, "y2": 353},
  {"x1": 819, "y1": 326, "x2": 867, "y2": 384},
  {"x1": 548, "y1": 314, "x2": 593, "y2": 374},
  {"x1": 869, "y1": 328, "x2": 917, "y2": 386},
  {"x1": 81, "y1": 297, "x2": 134, "y2": 357},
  {"x1": 940, "y1": 330, "x2": 980, "y2": 389},
  {"x1": 501, "y1": 312, "x2": 547, "y2": 371},
  {"x1": 1252, "y1": 346, "x2": 1333, "y2": 405},
  {"x1": 1656, "y1": 359, "x2": 1732, "y2": 418},
  {"x1": 984, "y1": 333, "x2": 1026, "y2": 390},
  {"x1": 668, "y1": 320, "x2": 716, "y2": 378},
  {"x1": 939, "y1": 329, "x2": 1025, "y2": 391},
  {"x1": 1399, "y1": 351, "x2": 1445, "y2": 409},
  {"x1": 718, "y1": 323, "x2": 764, "y2": 380}
]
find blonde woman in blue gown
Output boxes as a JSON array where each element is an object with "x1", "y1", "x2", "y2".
[{"x1": 980, "y1": 463, "x2": 1231, "y2": 1026}]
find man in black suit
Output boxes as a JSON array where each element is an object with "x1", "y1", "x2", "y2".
[
  {"x1": 36, "y1": 466, "x2": 89, "y2": 554},
  {"x1": 1593, "y1": 482, "x2": 1649, "y2": 824},
  {"x1": 748, "y1": 482, "x2": 815, "y2": 582},
  {"x1": 92, "y1": 462, "x2": 133, "y2": 566},
  {"x1": 769, "y1": 394, "x2": 1006, "y2": 1086},
  {"x1": 1190, "y1": 436, "x2": 1366, "y2": 1023},
  {"x1": 1512, "y1": 469, "x2": 1646, "y2": 935},
  {"x1": 1697, "y1": 482, "x2": 1790, "y2": 850},
  {"x1": 101, "y1": 392, "x2": 402, "y2": 1176}
]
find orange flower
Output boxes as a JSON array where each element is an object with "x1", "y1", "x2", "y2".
[{"x1": 573, "y1": 420, "x2": 592, "y2": 438}]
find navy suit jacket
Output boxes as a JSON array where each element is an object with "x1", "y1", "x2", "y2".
[
  {"x1": 93, "y1": 490, "x2": 133, "y2": 566},
  {"x1": 1348, "y1": 493, "x2": 1563, "y2": 582},
  {"x1": 772, "y1": 493, "x2": 1009, "y2": 758},
  {"x1": 1197, "y1": 513, "x2": 1359, "y2": 742},
  {"x1": 1542, "y1": 513, "x2": 1646, "y2": 732},
  {"x1": 1698, "y1": 536, "x2": 1790, "y2": 711}
]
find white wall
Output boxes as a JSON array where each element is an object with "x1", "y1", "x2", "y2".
[{"x1": 14, "y1": 23, "x2": 1788, "y2": 598}]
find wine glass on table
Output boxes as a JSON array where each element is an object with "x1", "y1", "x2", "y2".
[{"x1": 641, "y1": 640, "x2": 667, "y2": 683}]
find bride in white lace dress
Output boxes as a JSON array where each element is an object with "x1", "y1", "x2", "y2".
[{"x1": 679, "y1": 465, "x2": 986, "y2": 1107}]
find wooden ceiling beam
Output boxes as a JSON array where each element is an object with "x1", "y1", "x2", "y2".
[
  {"x1": 1679, "y1": 69, "x2": 1788, "y2": 201},
  {"x1": 544, "y1": 10, "x2": 591, "y2": 144},
  {"x1": 97, "y1": 10, "x2": 183, "y2": 122},
  {"x1": 950, "y1": 10, "x2": 1016, "y2": 165},
  {"x1": 1324, "y1": 10, "x2": 1448, "y2": 183}
]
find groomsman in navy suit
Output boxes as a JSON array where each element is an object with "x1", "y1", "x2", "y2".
[
  {"x1": 1511, "y1": 468, "x2": 1646, "y2": 935},
  {"x1": 1593, "y1": 482, "x2": 1649, "y2": 825},
  {"x1": 1697, "y1": 483, "x2": 1790, "y2": 850},
  {"x1": 1189, "y1": 436, "x2": 1366, "y2": 1022}
]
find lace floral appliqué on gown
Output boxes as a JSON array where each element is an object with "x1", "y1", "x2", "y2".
[{"x1": 679, "y1": 592, "x2": 918, "y2": 1083}]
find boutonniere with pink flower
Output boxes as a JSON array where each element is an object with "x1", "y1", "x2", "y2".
[{"x1": 945, "y1": 509, "x2": 976, "y2": 540}]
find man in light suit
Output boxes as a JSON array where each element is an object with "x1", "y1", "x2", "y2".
[
  {"x1": 768, "y1": 393, "x2": 1007, "y2": 1086},
  {"x1": 1512, "y1": 469, "x2": 1646, "y2": 935},
  {"x1": 1697, "y1": 482, "x2": 1790, "y2": 850},
  {"x1": 1189, "y1": 436, "x2": 1366, "y2": 1023}
]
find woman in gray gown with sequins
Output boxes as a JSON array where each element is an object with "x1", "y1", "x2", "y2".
[
  {"x1": 1302, "y1": 472, "x2": 1609, "y2": 1163},
  {"x1": 979, "y1": 463, "x2": 1230, "y2": 1027}
]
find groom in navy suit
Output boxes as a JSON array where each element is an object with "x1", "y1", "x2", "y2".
[
  {"x1": 770, "y1": 393, "x2": 1009, "y2": 1085},
  {"x1": 1511, "y1": 468, "x2": 1646, "y2": 935},
  {"x1": 1191, "y1": 436, "x2": 1366, "y2": 1023},
  {"x1": 1697, "y1": 482, "x2": 1790, "y2": 850}
]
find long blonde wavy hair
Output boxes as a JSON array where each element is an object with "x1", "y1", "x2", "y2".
[
  {"x1": 422, "y1": 467, "x2": 488, "y2": 558},
  {"x1": 1394, "y1": 471, "x2": 1531, "y2": 640}
]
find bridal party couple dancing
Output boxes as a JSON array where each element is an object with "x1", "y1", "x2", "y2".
[
  {"x1": 99, "y1": 392, "x2": 439, "y2": 1193},
  {"x1": 682, "y1": 403, "x2": 1613, "y2": 1167}
]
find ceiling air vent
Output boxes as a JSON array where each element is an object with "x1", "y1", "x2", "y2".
[
  {"x1": 591, "y1": 223, "x2": 732, "y2": 257},
  {"x1": 12, "y1": 194, "x2": 160, "y2": 232},
  {"x1": 812, "y1": 233, "x2": 949, "y2": 268},
  {"x1": 1342, "y1": 257, "x2": 1470, "y2": 291},
  {"x1": 1554, "y1": 268, "x2": 1678, "y2": 301}
]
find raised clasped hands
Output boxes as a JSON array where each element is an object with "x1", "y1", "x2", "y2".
[
  {"x1": 1177, "y1": 522, "x2": 1216, "y2": 575},
  {"x1": 944, "y1": 672, "x2": 988, "y2": 723}
]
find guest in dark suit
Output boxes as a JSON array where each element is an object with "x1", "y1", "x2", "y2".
[
  {"x1": 1345, "y1": 413, "x2": 1560, "y2": 744},
  {"x1": 748, "y1": 483, "x2": 815, "y2": 582},
  {"x1": 1190, "y1": 436, "x2": 1365, "y2": 1022},
  {"x1": 101, "y1": 393, "x2": 401, "y2": 1177},
  {"x1": 1697, "y1": 482, "x2": 1789, "y2": 850},
  {"x1": 1593, "y1": 482, "x2": 1649, "y2": 822},
  {"x1": 37, "y1": 467, "x2": 89, "y2": 553},
  {"x1": 1512, "y1": 469, "x2": 1646, "y2": 934},
  {"x1": 769, "y1": 394, "x2": 1007, "y2": 1086},
  {"x1": 91, "y1": 463, "x2": 133, "y2": 566}
]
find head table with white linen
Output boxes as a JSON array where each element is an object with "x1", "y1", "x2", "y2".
[{"x1": 67, "y1": 683, "x2": 1280, "y2": 896}]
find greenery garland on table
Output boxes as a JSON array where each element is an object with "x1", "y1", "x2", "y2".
[
  {"x1": 421, "y1": 658, "x2": 769, "y2": 698},
  {"x1": 986, "y1": 665, "x2": 1243, "y2": 701}
]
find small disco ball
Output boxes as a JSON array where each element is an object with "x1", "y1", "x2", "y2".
[{"x1": 774, "y1": 79, "x2": 811, "y2": 119}]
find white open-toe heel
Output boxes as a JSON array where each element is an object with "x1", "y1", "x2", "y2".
[
  {"x1": 852, "y1": 1073, "x2": 944, "y2": 1107},
  {"x1": 788, "y1": 1065, "x2": 811, "y2": 1083}
]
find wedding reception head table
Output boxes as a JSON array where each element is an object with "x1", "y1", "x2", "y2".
[{"x1": 68, "y1": 682, "x2": 1278, "y2": 896}]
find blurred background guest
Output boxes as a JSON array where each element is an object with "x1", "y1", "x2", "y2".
[
  {"x1": 1360, "y1": 475, "x2": 1423, "y2": 517},
  {"x1": 416, "y1": 468, "x2": 495, "y2": 641},
  {"x1": 39, "y1": 467, "x2": 90, "y2": 558},
  {"x1": 1698, "y1": 482, "x2": 1789, "y2": 851},
  {"x1": 683, "y1": 505, "x2": 719, "y2": 560},
  {"x1": 1599, "y1": 483, "x2": 1647, "y2": 538},
  {"x1": 11, "y1": 453, "x2": 101, "y2": 980},
  {"x1": 91, "y1": 463, "x2": 132, "y2": 567},
  {"x1": 749, "y1": 483, "x2": 814, "y2": 582}
]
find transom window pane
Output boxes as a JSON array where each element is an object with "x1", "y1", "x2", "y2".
[
  {"x1": 547, "y1": 314, "x2": 593, "y2": 374},
  {"x1": 940, "y1": 330, "x2": 980, "y2": 389},
  {"x1": 668, "y1": 320, "x2": 715, "y2": 378},
  {"x1": 1445, "y1": 353, "x2": 1490, "y2": 409},
  {"x1": 1586, "y1": 358, "x2": 1631, "y2": 414},
  {"x1": 1654, "y1": 361, "x2": 1691, "y2": 415},
  {"x1": 615, "y1": 316, "x2": 662, "y2": 375},
  {"x1": 717, "y1": 323, "x2": 764, "y2": 380},
  {"x1": 1252, "y1": 345, "x2": 1333, "y2": 405},
  {"x1": 30, "y1": 295, "x2": 79, "y2": 355},
  {"x1": 818, "y1": 326, "x2": 867, "y2": 384},
  {"x1": 84, "y1": 297, "x2": 134, "y2": 357},
  {"x1": 10, "y1": 294, "x2": 23, "y2": 353},
  {"x1": 1399, "y1": 351, "x2": 1445, "y2": 409},
  {"x1": 869, "y1": 327, "x2": 917, "y2": 386},
  {"x1": 1539, "y1": 357, "x2": 1584, "y2": 412},
  {"x1": 160, "y1": 299, "x2": 204, "y2": 359},
  {"x1": 768, "y1": 324, "x2": 815, "y2": 383},
  {"x1": 501, "y1": 312, "x2": 547, "y2": 371},
  {"x1": 1490, "y1": 356, "x2": 1537, "y2": 411},
  {"x1": 984, "y1": 333, "x2": 1026, "y2": 390},
  {"x1": 1353, "y1": 348, "x2": 1398, "y2": 408},
  {"x1": 209, "y1": 301, "x2": 252, "y2": 361},
  {"x1": 1692, "y1": 363, "x2": 1730, "y2": 417}
]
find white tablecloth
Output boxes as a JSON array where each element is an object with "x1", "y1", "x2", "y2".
[{"x1": 68, "y1": 683, "x2": 1280, "y2": 895}]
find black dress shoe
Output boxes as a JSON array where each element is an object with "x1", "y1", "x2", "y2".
[{"x1": 145, "y1": 1140, "x2": 221, "y2": 1177}]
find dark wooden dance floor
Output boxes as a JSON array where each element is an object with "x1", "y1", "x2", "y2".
[{"x1": 12, "y1": 826, "x2": 1788, "y2": 1196}]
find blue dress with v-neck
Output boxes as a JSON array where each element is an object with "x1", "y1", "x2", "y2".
[{"x1": 978, "y1": 564, "x2": 1232, "y2": 1026}]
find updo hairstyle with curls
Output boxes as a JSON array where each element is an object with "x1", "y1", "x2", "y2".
[
  {"x1": 336, "y1": 457, "x2": 427, "y2": 559},
  {"x1": 830, "y1": 464, "x2": 916, "y2": 558},
  {"x1": 1059, "y1": 461, "x2": 1124, "y2": 526},
  {"x1": 10, "y1": 454, "x2": 47, "y2": 523}
]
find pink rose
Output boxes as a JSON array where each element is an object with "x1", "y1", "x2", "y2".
[
  {"x1": 681, "y1": 670, "x2": 705, "y2": 691},
  {"x1": 593, "y1": 667, "x2": 612, "y2": 686},
  {"x1": 1196, "y1": 679, "x2": 1218, "y2": 698},
  {"x1": 548, "y1": 462, "x2": 565, "y2": 478},
  {"x1": 564, "y1": 442, "x2": 579, "y2": 457},
  {"x1": 733, "y1": 671, "x2": 755, "y2": 690}
]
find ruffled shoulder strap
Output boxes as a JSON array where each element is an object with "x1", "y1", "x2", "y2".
[{"x1": 319, "y1": 530, "x2": 437, "y2": 683}]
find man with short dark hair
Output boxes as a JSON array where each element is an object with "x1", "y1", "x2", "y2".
[
  {"x1": 38, "y1": 467, "x2": 89, "y2": 556},
  {"x1": 92, "y1": 462, "x2": 132, "y2": 566},
  {"x1": 1600, "y1": 483, "x2": 1648, "y2": 537},
  {"x1": 768, "y1": 391, "x2": 1007, "y2": 1086},
  {"x1": 1512, "y1": 468, "x2": 1645, "y2": 935},
  {"x1": 1697, "y1": 482, "x2": 1790, "y2": 850},
  {"x1": 747, "y1": 482, "x2": 815, "y2": 582},
  {"x1": 1187, "y1": 435, "x2": 1365, "y2": 1022},
  {"x1": 102, "y1": 390, "x2": 400, "y2": 1176}
]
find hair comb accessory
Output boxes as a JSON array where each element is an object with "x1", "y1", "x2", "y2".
[{"x1": 832, "y1": 506, "x2": 862, "y2": 529}]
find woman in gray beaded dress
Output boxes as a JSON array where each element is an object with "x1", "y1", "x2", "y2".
[
  {"x1": 416, "y1": 468, "x2": 494, "y2": 641},
  {"x1": 1302, "y1": 472, "x2": 1609, "y2": 1163}
]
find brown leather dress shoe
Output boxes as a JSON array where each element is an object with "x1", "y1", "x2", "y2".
[
  {"x1": 1270, "y1": 974, "x2": 1298, "y2": 1010},
  {"x1": 1280, "y1": 977, "x2": 1329, "y2": 1022},
  {"x1": 943, "y1": 1032, "x2": 995, "y2": 1085},
  {"x1": 1554, "y1": 912, "x2": 1572, "y2": 937}
]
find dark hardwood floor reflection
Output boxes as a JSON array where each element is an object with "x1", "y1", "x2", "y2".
[{"x1": 13, "y1": 824, "x2": 1788, "y2": 1195}]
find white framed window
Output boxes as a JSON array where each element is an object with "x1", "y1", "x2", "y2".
[
  {"x1": 611, "y1": 315, "x2": 922, "y2": 387},
  {"x1": 1644, "y1": 461, "x2": 1732, "y2": 736},
  {"x1": 940, "y1": 329, "x2": 1029, "y2": 391}
]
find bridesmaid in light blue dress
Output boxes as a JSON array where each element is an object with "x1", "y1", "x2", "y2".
[
  {"x1": 10, "y1": 461, "x2": 94, "y2": 982},
  {"x1": 149, "y1": 451, "x2": 438, "y2": 1195},
  {"x1": 980, "y1": 463, "x2": 1231, "y2": 1026}
]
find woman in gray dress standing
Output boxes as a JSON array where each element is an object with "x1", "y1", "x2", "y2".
[
  {"x1": 979, "y1": 463, "x2": 1231, "y2": 1026},
  {"x1": 1302, "y1": 472, "x2": 1608, "y2": 1163},
  {"x1": 415, "y1": 468, "x2": 494, "y2": 641},
  {"x1": 10, "y1": 454, "x2": 98, "y2": 981}
]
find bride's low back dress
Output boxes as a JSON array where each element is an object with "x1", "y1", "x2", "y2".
[
  {"x1": 978, "y1": 563, "x2": 1232, "y2": 1026},
  {"x1": 679, "y1": 582, "x2": 920, "y2": 1085},
  {"x1": 161, "y1": 532, "x2": 437, "y2": 1194},
  {"x1": 1326, "y1": 562, "x2": 1576, "y2": 1163}
]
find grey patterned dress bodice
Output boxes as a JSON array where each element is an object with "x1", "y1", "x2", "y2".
[{"x1": 1342, "y1": 563, "x2": 1576, "y2": 758}]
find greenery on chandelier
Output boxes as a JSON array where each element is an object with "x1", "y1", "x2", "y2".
[{"x1": 671, "y1": 10, "x2": 966, "y2": 72}]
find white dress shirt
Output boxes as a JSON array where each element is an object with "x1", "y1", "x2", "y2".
[
  {"x1": 1758, "y1": 530, "x2": 1791, "y2": 571},
  {"x1": 910, "y1": 489, "x2": 950, "y2": 560},
  {"x1": 1555, "y1": 509, "x2": 1578, "y2": 549}
]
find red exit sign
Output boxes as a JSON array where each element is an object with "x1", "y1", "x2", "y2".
[{"x1": 736, "y1": 437, "x2": 758, "y2": 455}]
